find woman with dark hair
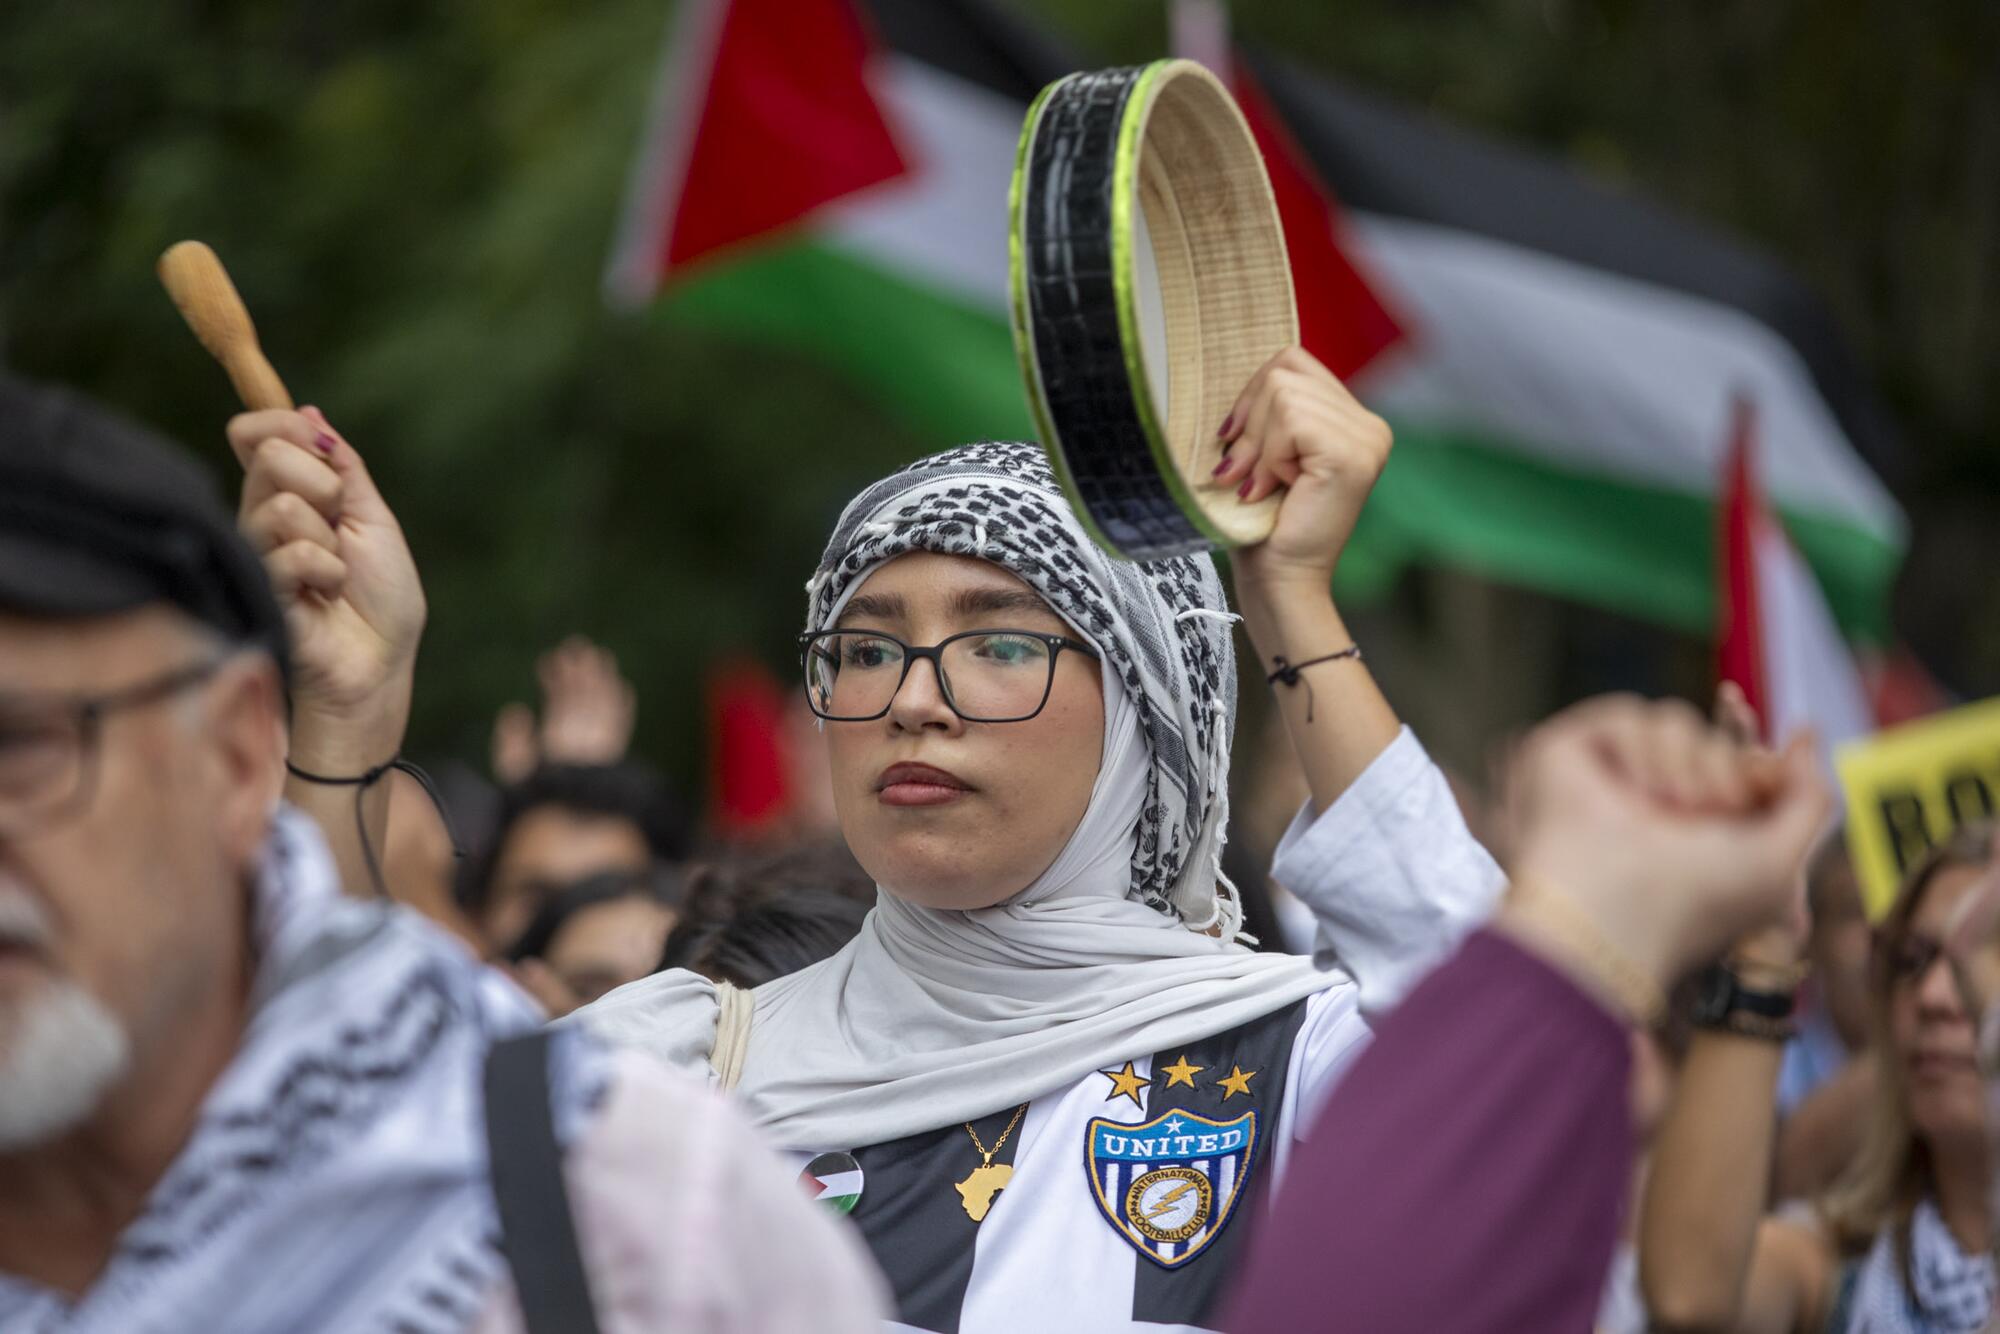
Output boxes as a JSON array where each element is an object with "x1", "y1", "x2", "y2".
[
  {"x1": 1642, "y1": 821, "x2": 1997, "y2": 1332},
  {"x1": 460, "y1": 761, "x2": 690, "y2": 953},
  {"x1": 658, "y1": 841, "x2": 874, "y2": 988},
  {"x1": 578, "y1": 351, "x2": 1505, "y2": 1331},
  {"x1": 506, "y1": 866, "x2": 682, "y2": 1015},
  {"x1": 238, "y1": 345, "x2": 1499, "y2": 1328}
]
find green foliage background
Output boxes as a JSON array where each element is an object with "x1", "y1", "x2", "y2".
[{"x1": 4, "y1": 0, "x2": 1995, "y2": 792}]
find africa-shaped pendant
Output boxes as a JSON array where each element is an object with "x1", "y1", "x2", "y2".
[{"x1": 955, "y1": 1159, "x2": 1013, "y2": 1222}]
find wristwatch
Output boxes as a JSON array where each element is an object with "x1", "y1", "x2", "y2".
[{"x1": 1690, "y1": 963, "x2": 1798, "y2": 1042}]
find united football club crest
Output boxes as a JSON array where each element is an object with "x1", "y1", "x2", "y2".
[{"x1": 1084, "y1": 1108, "x2": 1257, "y2": 1268}]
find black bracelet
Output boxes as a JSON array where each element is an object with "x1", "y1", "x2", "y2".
[
  {"x1": 285, "y1": 755, "x2": 463, "y2": 899},
  {"x1": 286, "y1": 757, "x2": 400, "y2": 787},
  {"x1": 1265, "y1": 646, "x2": 1363, "y2": 723}
]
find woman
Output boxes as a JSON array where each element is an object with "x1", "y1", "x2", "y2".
[
  {"x1": 219, "y1": 349, "x2": 1499, "y2": 1328},
  {"x1": 656, "y1": 841, "x2": 875, "y2": 988},
  {"x1": 507, "y1": 866, "x2": 683, "y2": 1015},
  {"x1": 578, "y1": 350, "x2": 1504, "y2": 1331},
  {"x1": 1642, "y1": 821, "x2": 1998, "y2": 1333}
]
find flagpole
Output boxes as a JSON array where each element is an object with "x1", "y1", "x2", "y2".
[{"x1": 1168, "y1": 0, "x2": 1231, "y2": 74}]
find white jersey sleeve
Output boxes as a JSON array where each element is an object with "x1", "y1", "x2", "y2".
[
  {"x1": 1265, "y1": 725, "x2": 1506, "y2": 1148},
  {"x1": 1269, "y1": 724, "x2": 1504, "y2": 1013}
]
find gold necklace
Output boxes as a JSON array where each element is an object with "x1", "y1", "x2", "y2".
[{"x1": 954, "y1": 1103, "x2": 1028, "y2": 1223}]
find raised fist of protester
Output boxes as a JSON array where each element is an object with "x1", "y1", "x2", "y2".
[
  {"x1": 1504, "y1": 694, "x2": 1831, "y2": 996},
  {"x1": 1211, "y1": 346, "x2": 1393, "y2": 598},
  {"x1": 226, "y1": 406, "x2": 425, "y2": 771},
  {"x1": 1710, "y1": 679, "x2": 1814, "y2": 968}
]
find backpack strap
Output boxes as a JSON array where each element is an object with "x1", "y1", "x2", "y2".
[
  {"x1": 482, "y1": 1030, "x2": 604, "y2": 1334},
  {"x1": 711, "y1": 980, "x2": 753, "y2": 1092}
]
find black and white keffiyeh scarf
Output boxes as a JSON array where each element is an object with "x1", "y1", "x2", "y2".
[
  {"x1": 1847, "y1": 1198, "x2": 1995, "y2": 1333},
  {"x1": 805, "y1": 440, "x2": 1238, "y2": 928},
  {"x1": 584, "y1": 441, "x2": 1338, "y2": 1150},
  {"x1": 0, "y1": 808, "x2": 604, "y2": 1334}
]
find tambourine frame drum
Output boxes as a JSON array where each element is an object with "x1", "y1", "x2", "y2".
[{"x1": 1010, "y1": 59, "x2": 1298, "y2": 562}]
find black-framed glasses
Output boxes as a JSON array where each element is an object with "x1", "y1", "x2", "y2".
[
  {"x1": 0, "y1": 658, "x2": 224, "y2": 836},
  {"x1": 799, "y1": 628, "x2": 1100, "y2": 723}
]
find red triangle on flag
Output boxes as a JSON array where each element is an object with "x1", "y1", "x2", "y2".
[
  {"x1": 641, "y1": 0, "x2": 913, "y2": 283},
  {"x1": 1230, "y1": 59, "x2": 1408, "y2": 382}
]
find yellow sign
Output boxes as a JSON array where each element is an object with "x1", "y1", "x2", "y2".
[{"x1": 1837, "y1": 697, "x2": 2000, "y2": 919}]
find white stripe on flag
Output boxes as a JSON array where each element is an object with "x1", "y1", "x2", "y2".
[
  {"x1": 1755, "y1": 514, "x2": 1874, "y2": 768},
  {"x1": 1345, "y1": 212, "x2": 1903, "y2": 541},
  {"x1": 824, "y1": 57, "x2": 1021, "y2": 310},
  {"x1": 813, "y1": 1170, "x2": 864, "y2": 1199}
]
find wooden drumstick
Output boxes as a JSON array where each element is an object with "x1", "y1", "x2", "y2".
[{"x1": 156, "y1": 241, "x2": 293, "y2": 411}]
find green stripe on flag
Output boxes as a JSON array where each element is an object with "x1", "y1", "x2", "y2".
[
  {"x1": 657, "y1": 243, "x2": 1898, "y2": 642},
  {"x1": 1344, "y1": 424, "x2": 1899, "y2": 642},
  {"x1": 660, "y1": 238, "x2": 1033, "y2": 445}
]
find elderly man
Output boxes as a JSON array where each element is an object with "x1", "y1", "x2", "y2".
[{"x1": 0, "y1": 376, "x2": 884, "y2": 1331}]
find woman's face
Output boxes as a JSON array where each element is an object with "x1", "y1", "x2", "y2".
[
  {"x1": 545, "y1": 895, "x2": 678, "y2": 1009},
  {"x1": 1893, "y1": 863, "x2": 1988, "y2": 1143},
  {"x1": 822, "y1": 552, "x2": 1105, "y2": 911}
]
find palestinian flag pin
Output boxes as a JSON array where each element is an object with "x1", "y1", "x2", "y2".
[{"x1": 800, "y1": 1151, "x2": 864, "y2": 1215}]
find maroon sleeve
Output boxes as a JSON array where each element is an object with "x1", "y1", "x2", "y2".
[{"x1": 1222, "y1": 928, "x2": 1634, "y2": 1333}]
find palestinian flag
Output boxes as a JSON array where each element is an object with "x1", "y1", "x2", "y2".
[
  {"x1": 607, "y1": 0, "x2": 1903, "y2": 638},
  {"x1": 799, "y1": 1152, "x2": 865, "y2": 1214},
  {"x1": 1716, "y1": 396, "x2": 1873, "y2": 760}
]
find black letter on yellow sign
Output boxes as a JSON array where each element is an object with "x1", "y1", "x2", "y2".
[
  {"x1": 1943, "y1": 770, "x2": 1995, "y2": 827},
  {"x1": 1880, "y1": 791, "x2": 1933, "y2": 874}
]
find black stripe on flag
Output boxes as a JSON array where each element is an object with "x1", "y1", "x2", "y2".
[
  {"x1": 856, "y1": 0, "x2": 1070, "y2": 106},
  {"x1": 1239, "y1": 46, "x2": 1903, "y2": 485}
]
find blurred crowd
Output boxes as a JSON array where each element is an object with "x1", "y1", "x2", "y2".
[{"x1": 2, "y1": 367, "x2": 1996, "y2": 1334}]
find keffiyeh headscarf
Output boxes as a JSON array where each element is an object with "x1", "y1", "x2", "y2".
[
  {"x1": 584, "y1": 442, "x2": 1339, "y2": 1150},
  {"x1": 0, "y1": 809, "x2": 606, "y2": 1333},
  {"x1": 807, "y1": 439, "x2": 1241, "y2": 931}
]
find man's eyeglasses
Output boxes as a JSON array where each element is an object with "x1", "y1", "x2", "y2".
[
  {"x1": 0, "y1": 659, "x2": 223, "y2": 836},
  {"x1": 799, "y1": 629, "x2": 1099, "y2": 724}
]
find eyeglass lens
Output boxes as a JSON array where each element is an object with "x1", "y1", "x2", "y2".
[{"x1": 0, "y1": 702, "x2": 87, "y2": 831}]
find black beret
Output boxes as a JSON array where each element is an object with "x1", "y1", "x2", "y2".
[{"x1": 0, "y1": 372, "x2": 289, "y2": 679}]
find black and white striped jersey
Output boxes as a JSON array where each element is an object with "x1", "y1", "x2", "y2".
[{"x1": 789, "y1": 728, "x2": 1503, "y2": 1333}]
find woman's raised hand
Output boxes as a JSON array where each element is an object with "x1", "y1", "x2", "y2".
[
  {"x1": 1210, "y1": 346, "x2": 1392, "y2": 597},
  {"x1": 226, "y1": 406, "x2": 425, "y2": 771}
]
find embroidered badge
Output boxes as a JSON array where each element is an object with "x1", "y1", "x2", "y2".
[{"x1": 1085, "y1": 1108, "x2": 1257, "y2": 1268}]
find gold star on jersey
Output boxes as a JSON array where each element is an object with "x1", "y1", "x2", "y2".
[
  {"x1": 1098, "y1": 1061, "x2": 1148, "y2": 1107},
  {"x1": 1215, "y1": 1065, "x2": 1257, "y2": 1100}
]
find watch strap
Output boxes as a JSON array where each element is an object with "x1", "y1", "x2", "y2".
[
  {"x1": 1692, "y1": 962, "x2": 1799, "y2": 1030},
  {"x1": 1713, "y1": 1009, "x2": 1798, "y2": 1043}
]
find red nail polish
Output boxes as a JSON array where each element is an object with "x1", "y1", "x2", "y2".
[
  {"x1": 1237, "y1": 476, "x2": 1254, "y2": 500},
  {"x1": 1218, "y1": 411, "x2": 1236, "y2": 438},
  {"x1": 313, "y1": 432, "x2": 337, "y2": 456},
  {"x1": 1211, "y1": 456, "x2": 1231, "y2": 478}
]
